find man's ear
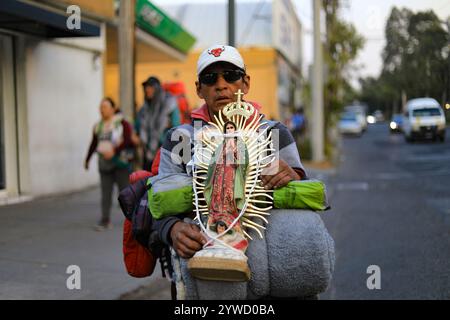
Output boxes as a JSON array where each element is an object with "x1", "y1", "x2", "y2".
[
  {"x1": 195, "y1": 81, "x2": 204, "y2": 99},
  {"x1": 242, "y1": 74, "x2": 250, "y2": 94}
]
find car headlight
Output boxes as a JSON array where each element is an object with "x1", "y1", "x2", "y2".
[
  {"x1": 367, "y1": 115, "x2": 375, "y2": 124},
  {"x1": 390, "y1": 122, "x2": 397, "y2": 129}
]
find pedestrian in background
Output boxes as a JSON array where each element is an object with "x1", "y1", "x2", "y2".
[
  {"x1": 84, "y1": 97, "x2": 134, "y2": 231},
  {"x1": 134, "y1": 76, "x2": 181, "y2": 170},
  {"x1": 290, "y1": 108, "x2": 306, "y2": 145}
]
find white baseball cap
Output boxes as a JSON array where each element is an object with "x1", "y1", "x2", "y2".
[{"x1": 197, "y1": 45, "x2": 246, "y2": 76}]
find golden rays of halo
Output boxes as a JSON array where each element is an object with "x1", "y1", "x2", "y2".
[{"x1": 192, "y1": 90, "x2": 276, "y2": 240}]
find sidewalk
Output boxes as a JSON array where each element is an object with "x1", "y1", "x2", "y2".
[{"x1": 0, "y1": 187, "x2": 171, "y2": 300}]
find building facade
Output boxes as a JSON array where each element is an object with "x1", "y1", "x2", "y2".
[
  {"x1": 0, "y1": 0, "x2": 194, "y2": 200},
  {"x1": 114, "y1": 0, "x2": 304, "y2": 121}
]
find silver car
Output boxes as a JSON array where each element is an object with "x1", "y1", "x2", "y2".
[{"x1": 339, "y1": 112, "x2": 363, "y2": 136}]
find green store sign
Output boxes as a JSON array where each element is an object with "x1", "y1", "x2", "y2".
[{"x1": 136, "y1": 0, "x2": 196, "y2": 54}]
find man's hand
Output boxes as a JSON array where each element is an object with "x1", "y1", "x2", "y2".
[
  {"x1": 261, "y1": 159, "x2": 300, "y2": 190},
  {"x1": 170, "y1": 221, "x2": 207, "y2": 259}
]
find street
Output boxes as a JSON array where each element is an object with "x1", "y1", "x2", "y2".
[
  {"x1": 320, "y1": 123, "x2": 450, "y2": 299},
  {"x1": 0, "y1": 123, "x2": 449, "y2": 300}
]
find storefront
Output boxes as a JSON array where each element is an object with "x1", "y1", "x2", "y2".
[
  {"x1": 0, "y1": 0, "x2": 195, "y2": 200},
  {"x1": 104, "y1": 0, "x2": 196, "y2": 110},
  {"x1": 272, "y1": 0, "x2": 303, "y2": 122},
  {"x1": 0, "y1": 0, "x2": 103, "y2": 199}
]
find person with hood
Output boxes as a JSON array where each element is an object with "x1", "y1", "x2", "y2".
[{"x1": 135, "y1": 76, "x2": 181, "y2": 170}]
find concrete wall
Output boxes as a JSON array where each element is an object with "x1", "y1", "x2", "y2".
[{"x1": 24, "y1": 38, "x2": 103, "y2": 195}]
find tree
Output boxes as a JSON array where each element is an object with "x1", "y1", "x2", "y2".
[
  {"x1": 404, "y1": 11, "x2": 448, "y2": 99},
  {"x1": 359, "y1": 7, "x2": 450, "y2": 115},
  {"x1": 321, "y1": 0, "x2": 365, "y2": 159}
]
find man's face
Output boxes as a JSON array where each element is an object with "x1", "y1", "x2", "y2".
[
  {"x1": 196, "y1": 62, "x2": 250, "y2": 118},
  {"x1": 144, "y1": 85, "x2": 155, "y2": 100}
]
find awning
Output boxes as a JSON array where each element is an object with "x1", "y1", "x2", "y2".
[
  {"x1": 106, "y1": 25, "x2": 186, "y2": 64},
  {"x1": 0, "y1": 0, "x2": 100, "y2": 38},
  {"x1": 135, "y1": 0, "x2": 195, "y2": 55},
  {"x1": 106, "y1": 0, "x2": 197, "y2": 63}
]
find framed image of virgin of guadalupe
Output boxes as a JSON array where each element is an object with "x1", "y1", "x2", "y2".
[{"x1": 189, "y1": 90, "x2": 276, "y2": 282}]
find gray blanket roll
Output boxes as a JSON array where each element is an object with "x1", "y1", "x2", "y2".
[{"x1": 173, "y1": 209, "x2": 335, "y2": 300}]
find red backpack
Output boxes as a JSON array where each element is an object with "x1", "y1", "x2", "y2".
[
  {"x1": 163, "y1": 82, "x2": 191, "y2": 124},
  {"x1": 120, "y1": 151, "x2": 162, "y2": 278}
]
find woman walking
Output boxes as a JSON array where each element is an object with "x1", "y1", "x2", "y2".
[{"x1": 84, "y1": 97, "x2": 134, "y2": 231}]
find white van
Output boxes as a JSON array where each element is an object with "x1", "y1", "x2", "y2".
[{"x1": 403, "y1": 98, "x2": 446, "y2": 142}]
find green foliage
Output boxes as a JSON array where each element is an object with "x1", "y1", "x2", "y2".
[
  {"x1": 359, "y1": 7, "x2": 450, "y2": 115},
  {"x1": 321, "y1": 0, "x2": 365, "y2": 160}
]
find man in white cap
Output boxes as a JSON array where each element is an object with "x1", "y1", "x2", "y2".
[
  {"x1": 151, "y1": 45, "x2": 307, "y2": 264},
  {"x1": 120, "y1": 46, "x2": 334, "y2": 300},
  {"x1": 195, "y1": 45, "x2": 249, "y2": 119},
  {"x1": 134, "y1": 43, "x2": 339, "y2": 301}
]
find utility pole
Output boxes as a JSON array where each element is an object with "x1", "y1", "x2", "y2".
[
  {"x1": 312, "y1": 0, "x2": 324, "y2": 162},
  {"x1": 118, "y1": 0, "x2": 136, "y2": 120},
  {"x1": 228, "y1": 0, "x2": 235, "y2": 46}
]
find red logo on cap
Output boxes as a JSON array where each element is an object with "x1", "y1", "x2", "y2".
[{"x1": 208, "y1": 46, "x2": 225, "y2": 57}]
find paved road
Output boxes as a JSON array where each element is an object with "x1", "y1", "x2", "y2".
[{"x1": 320, "y1": 124, "x2": 450, "y2": 299}]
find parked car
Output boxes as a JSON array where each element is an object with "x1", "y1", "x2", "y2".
[
  {"x1": 403, "y1": 98, "x2": 446, "y2": 142},
  {"x1": 339, "y1": 112, "x2": 363, "y2": 136},
  {"x1": 390, "y1": 114, "x2": 404, "y2": 133}
]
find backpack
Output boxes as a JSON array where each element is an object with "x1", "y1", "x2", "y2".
[
  {"x1": 119, "y1": 170, "x2": 155, "y2": 278},
  {"x1": 118, "y1": 146, "x2": 174, "y2": 279},
  {"x1": 163, "y1": 82, "x2": 191, "y2": 124}
]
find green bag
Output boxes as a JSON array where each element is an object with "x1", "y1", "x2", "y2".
[
  {"x1": 273, "y1": 180, "x2": 330, "y2": 211},
  {"x1": 148, "y1": 178, "x2": 329, "y2": 219},
  {"x1": 148, "y1": 185, "x2": 193, "y2": 220}
]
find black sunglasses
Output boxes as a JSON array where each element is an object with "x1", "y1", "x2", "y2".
[{"x1": 199, "y1": 69, "x2": 245, "y2": 86}]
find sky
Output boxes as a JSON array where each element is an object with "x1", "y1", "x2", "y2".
[{"x1": 153, "y1": 0, "x2": 450, "y2": 85}]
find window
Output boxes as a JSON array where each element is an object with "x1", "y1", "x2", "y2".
[{"x1": 412, "y1": 108, "x2": 442, "y2": 117}]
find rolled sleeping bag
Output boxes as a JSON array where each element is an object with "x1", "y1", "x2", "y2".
[{"x1": 174, "y1": 209, "x2": 335, "y2": 300}]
